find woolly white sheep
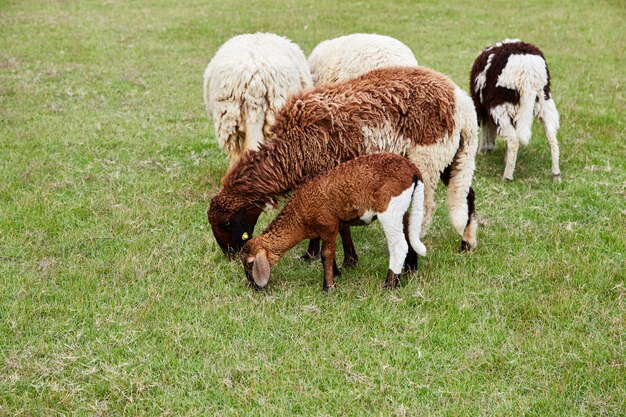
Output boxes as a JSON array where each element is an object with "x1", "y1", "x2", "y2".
[
  {"x1": 203, "y1": 33, "x2": 313, "y2": 163},
  {"x1": 241, "y1": 153, "x2": 427, "y2": 291},
  {"x1": 308, "y1": 33, "x2": 418, "y2": 86},
  {"x1": 470, "y1": 39, "x2": 561, "y2": 181}
]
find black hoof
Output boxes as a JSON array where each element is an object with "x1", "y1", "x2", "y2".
[
  {"x1": 383, "y1": 269, "x2": 400, "y2": 289},
  {"x1": 342, "y1": 255, "x2": 358, "y2": 269},
  {"x1": 460, "y1": 240, "x2": 475, "y2": 252},
  {"x1": 302, "y1": 251, "x2": 320, "y2": 262},
  {"x1": 403, "y1": 253, "x2": 418, "y2": 274}
]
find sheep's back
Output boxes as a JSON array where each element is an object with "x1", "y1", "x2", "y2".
[
  {"x1": 273, "y1": 66, "x2": 457, "y2": 151},
  {"x1": 308, "y1": 34, "x2": 418, "y2": 86},
  {"x1": 470, "y1": 39, "x2": 551, "y2": 122}
]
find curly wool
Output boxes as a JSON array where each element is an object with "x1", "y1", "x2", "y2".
[
  {"x1": 203, "y1": 33, "x2": 313, "y2": 162},
  {"x1": 210, "y1": 66, "x2": 479, "y2": 253},
  {"x1": 308, "y1": 33, "x2": 418, "y2": 86}
]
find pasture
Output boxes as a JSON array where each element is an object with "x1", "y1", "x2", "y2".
[{"x1": 1, "y1": 0, "x2": 624, "y2": 415}]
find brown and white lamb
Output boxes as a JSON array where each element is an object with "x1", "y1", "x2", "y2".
[
  {"x1": 470, "y1": 39, "x2": 561, "y2": 181},
  {"x1": 208, "y1": 66, "x2": 478, "y2": 270},
  {"x1": 241, "y1": 154, "x2": 427, "y2": 291}
]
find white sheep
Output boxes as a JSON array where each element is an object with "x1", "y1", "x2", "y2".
[
  {"x1": 308, "y1": 33, "x2": 418, "y2": 86},
  {"x1": 241, "y1": 153, "x2": 427, "y2": 291},
  {"x1": 203, "y1": 33, "x2": 313, "y2": 163},
  {"x1": 470, "y1": 39, "x2": 561, "y2": 181}
]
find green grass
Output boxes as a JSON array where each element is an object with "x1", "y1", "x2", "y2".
[{"x1": 1, "y1": 0, "x2": 624, "y2": 415}]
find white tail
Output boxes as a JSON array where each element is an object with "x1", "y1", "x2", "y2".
[
  {"x1": 515, "y1": 89, "x2": 537, "y2": 146},
  {"x1": 408, "y1": 179, "x2": 427, "y2": 256}
]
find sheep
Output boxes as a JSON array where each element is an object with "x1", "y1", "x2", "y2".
[
  {"x1": 308, "y1": 33, "x2": 418, "y2": 86},
  {"x1": 208, "y1": 66, "x2": 479, "y2": 271},
  {"x1": 203, "y1": 32, "x2": 313, "y2": 164},
  {"x1": 470, "y1": 39, "x2": 561, "y2": 182},
  {"x1": 241, "y1": 153, "x2": 427, "y2": 291}
]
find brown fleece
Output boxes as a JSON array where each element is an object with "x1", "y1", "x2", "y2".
[
  {"x1": 470, "y1": 40, "x2": 551, "y2": 125},
  {"x1": 210, "y1": 67, "x2": 456, "y2": 242},
  {"x1": 241, "y1": 153, "x2": 421, "y2": 267}
]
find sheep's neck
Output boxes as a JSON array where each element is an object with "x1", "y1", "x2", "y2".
[
  {"x1": 223, "y1": 133, "x2": 342, "y2": 207},
  {"x1": 260, "y1": 207, "x2": 308, "y2": 263}
]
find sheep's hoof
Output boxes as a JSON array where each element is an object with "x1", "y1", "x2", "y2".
[
  {"x1": 383, "y1": 270, "x2": 400, "y2": 289},
  {"x1": 403, "y1": 253, "x2": 419, "y2": 274},
  {"x1": 552, "y1": 173, "x2": 562, "y2": 183},
  {"x1": 342, "y1": 255, "x2": 358, "y2": 269},
  {"x1": 479, "y1": 147, "x2": 494, "y2": 154},
  {"x1": 301, "y1": 251, "x2": 320, "y2": 262},
  {"x1": 460, "y1": 240, "x2": 476, "y2": 252},
  {"x1": 323, "y1": 283, "x2": 336, "y2": 293},
  {"x1": 502, "y1": 175, "x2": 513, "y2": 181}
]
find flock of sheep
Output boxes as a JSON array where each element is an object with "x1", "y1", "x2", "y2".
[{"x1": 203, "y1": 33, "x2": 561, "y2": 291}]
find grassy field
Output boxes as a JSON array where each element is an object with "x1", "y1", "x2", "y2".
[{"x1": 1, "y1": 0, "x2": 624, "y2": 415}]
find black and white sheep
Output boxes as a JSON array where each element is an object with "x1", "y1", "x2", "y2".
[
  {"x1": 308, "y1": 33, "x2": 418, "y2": 86},
  {"x1": 203, "y1": 32, "x2": 313, "y2": 164},
  {"x1": 241, "y1": 153, "x2": 427, "y2": 291},
  {"x1": 470, "y1": 39, "x2": 561, "y2": 181}
]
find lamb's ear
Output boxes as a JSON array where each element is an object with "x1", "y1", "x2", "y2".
[{"x1": 252, "y1": 250, "x2": 271, "y2": 288}]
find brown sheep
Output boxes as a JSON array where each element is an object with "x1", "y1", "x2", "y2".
[
  {"x1": 241, "y1": 154, "x2": 427, "y2": 291},
  {"x1": 208, "y1": 66, "x2": 478, "y2": 270}
]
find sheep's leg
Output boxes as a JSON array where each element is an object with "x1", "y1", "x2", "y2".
[
  {"x1": 539, "y1": 98, "x2": 561, "y2": 182},
  {"x1": 503, "y1": 137, "x2": 520, "y2": 181},
  {"x1": 339, "y1": 224, "x2": 358, "y2": 269},
  {"x1": 377, "y1": 197, "x2": 411, "y2": 289},
  {"x1": 479, "y1": 119, "x2": 497, "y2": 153},
  {"x1": 302, "y1": 239, "x2": 320, "y2": 262},
  {"x1": 445, "y1": 126, "x2": 479, "y2": 252},
  {"x1": 333, "y1": 259, "x2": 341, "y2": 277},
  {"x1": 460, "y1": 187, "x2": 477, "y2": 252},
  {"x1": 320, "y1": 235, "x2": 338, "y2": 292},
  {"x1": 402, "y1": 212, "x2": 418, "y2": 274},
  {"x1": 419, "y1": 173, "x2": 438, "y2": 239},
  {"x1": 498, "y1": 115, "x2": 520, "y2": 181}
]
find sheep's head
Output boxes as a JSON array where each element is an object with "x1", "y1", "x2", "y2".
[
  {"x1": 208, "y1": 192, "x2": 264, "y2": 258},
  {"x1": 241, "y1": 240, "x2": 272, "y2": 289}
]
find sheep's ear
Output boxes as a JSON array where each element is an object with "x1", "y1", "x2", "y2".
[{"x1": 252, "y1": 250, "x2": 271, "y2": 288}]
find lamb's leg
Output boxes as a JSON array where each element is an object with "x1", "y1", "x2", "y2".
[
  {"x1": 320, "y1": 235, "x2": 338, "y2": 292},
  {"x1": 302, "y1": 239, "x2": 320, "y2": 262},
  {"x1": 339, "y1": 224, "x2": 358, "y2": 269},
  {"x1": 539, "y1": 98, "x2": 561, "y2": 182},
  {"x1": 377, "y1": 197, "x2": 411, "y2": 289},
  {"x1": 479, "y1": 119, "x2": 497, "y2": 153}
]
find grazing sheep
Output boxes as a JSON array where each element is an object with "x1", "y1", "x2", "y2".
[
  {"x1": 470, "y1": 39, "x2": 561, "y2": 181},
  {"x1": 203, "y1": 32, "x2": 313, "y2": 164},
  {"x1": 308, "y1": 33, "x2": 418, "y2": 86},
  {"x1": 208, "y1": 66, "x2": 478, "y2": 270},
  {"x1": 241, "y1": 153, "x2": 427, "y2": 291}
]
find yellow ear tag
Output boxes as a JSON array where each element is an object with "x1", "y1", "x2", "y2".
[{"x1": 242, "y1": 232, "x2": 249, "y2": 241}]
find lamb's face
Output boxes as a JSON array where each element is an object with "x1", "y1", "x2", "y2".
[
  {"x1": 208, "y1": 194, "x2": 263, "y2": 258},
  {"x1": 241, "y1": 241, "x2": 271, "y2": 289}
]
